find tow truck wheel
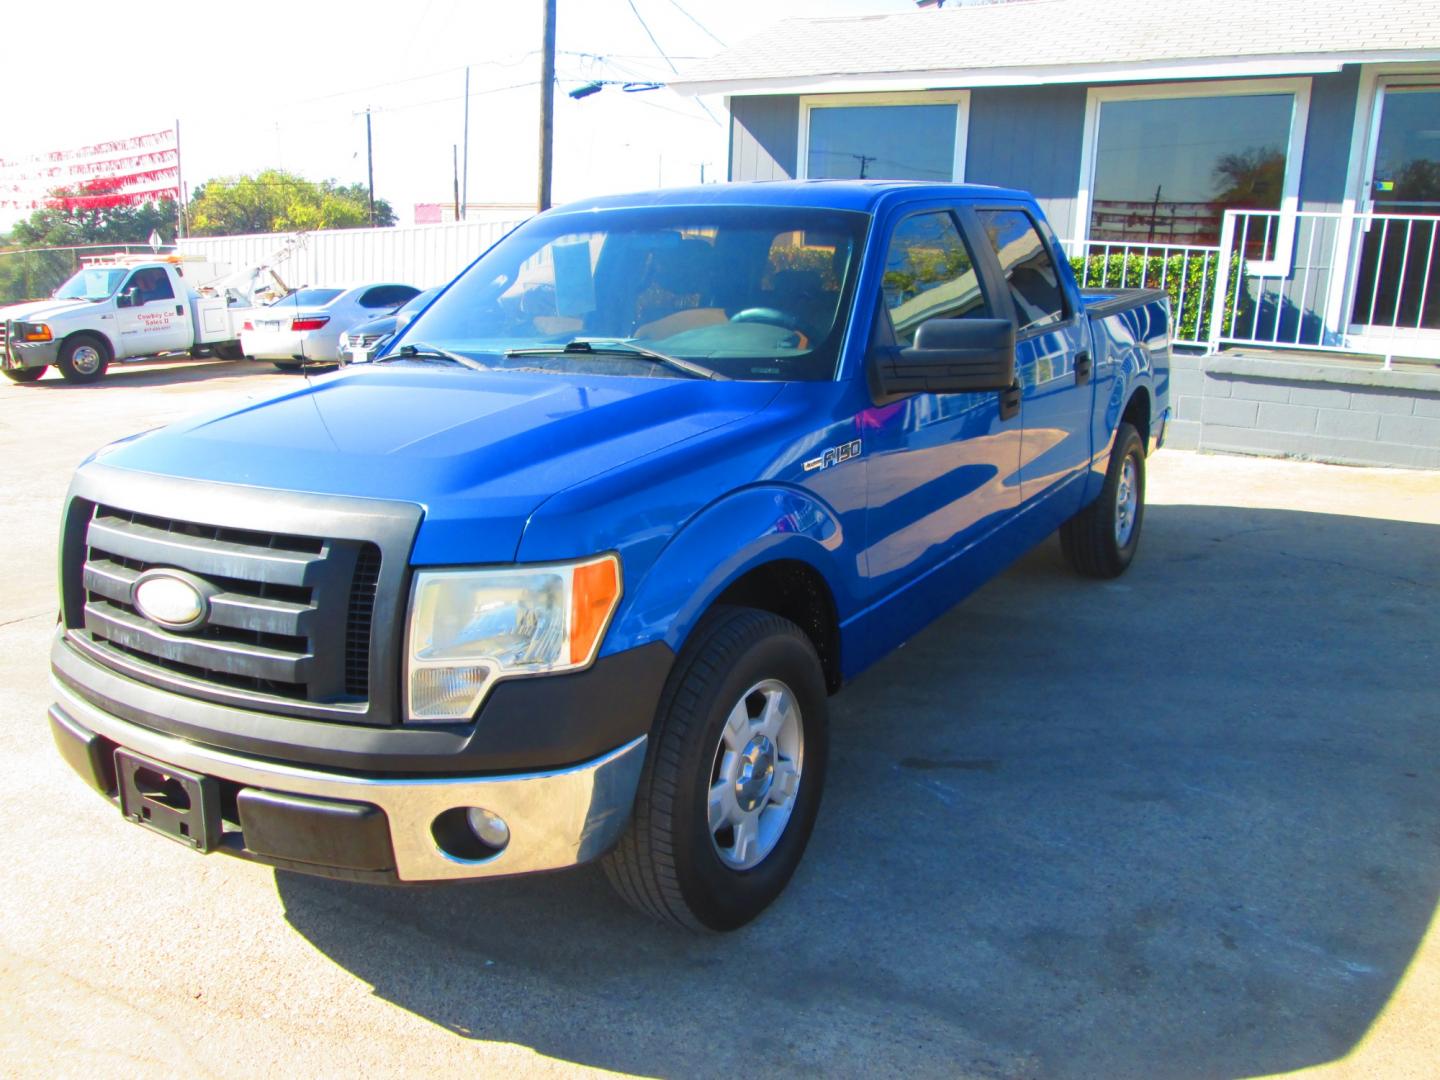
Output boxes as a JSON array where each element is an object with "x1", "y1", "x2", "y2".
[
  {"x1": 2, "y1": 365, "x2": 46, "y2": 383},
  {"x1": 603, "y1": 606, "x2": 828, "y2": 932},
  {"x1": 57, "y1": 336, "x2": 109, "y2": 384},
  {"x1": 1060, "y1": 420, "x2": 1145, "y2": 578}
]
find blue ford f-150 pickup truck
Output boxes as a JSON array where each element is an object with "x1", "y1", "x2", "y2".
[{"x1": 49, "y1": 182, "x2": 1169, "y2": 930}]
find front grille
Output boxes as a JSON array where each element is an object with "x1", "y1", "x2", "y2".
[{"x1": 77, "y1": 504, "x2": 381, "y2": 710}]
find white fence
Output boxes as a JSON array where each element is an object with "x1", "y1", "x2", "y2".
[
  {"x1": 177, "y1": 215, "x2": 528, "y2": 292},
  {"x1": 1062, "y1": 237, "x2": 1223, "y2": 348},
  {"x1": 1210, "y1": 209, "x2": 1440, "y2": 365}
]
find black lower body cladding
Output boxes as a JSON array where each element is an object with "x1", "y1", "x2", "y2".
[{"x1": 52, "y1": 629, "x2": 675, "y2": 775}]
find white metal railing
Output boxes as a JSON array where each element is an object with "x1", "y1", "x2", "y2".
[
  {"x1": 1063, "y1": 237, "x2": 1223, "y2": 348},
  {"x1": 1208, "y1": 208, "x2": 1440, "y2": 367}
]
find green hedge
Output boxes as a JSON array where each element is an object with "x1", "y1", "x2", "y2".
[{"x1": 1069, "y1": 251, "x2": 1246, "y2": 343}]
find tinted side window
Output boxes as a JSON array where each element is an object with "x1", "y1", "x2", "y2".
[
  {"x1": 127, "y1": 268, "x2": 174, "y2": 303},
  {"x1": 975, "y1": 209, "x2": 1066, "y2": 332},
  {"x1": 360, "y1": 285, "x2": 420, "y2": 309},
  {"x1": 881, "y1": 211, "x2": 990, "y2": 345}
]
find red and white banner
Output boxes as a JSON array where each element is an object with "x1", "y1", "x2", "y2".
[{"x1": 0, "y1": 128, "x2": 178, "y2": 211}]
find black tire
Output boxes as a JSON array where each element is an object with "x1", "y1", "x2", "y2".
[
  {"x1": 213, "y1": 342, "x2": 246, "y2": 361},
  {"x1": 603, "y1": 606, "x2": 829, "y2": 932},
  {"x1": 57, "y1": 335, "x2": 109, "y2": 384},
  {"x1": 1060, "y1": 421, "x2": 1146, "y2": 578},
  {"x1": 272, "y1": 360, "x2": 304, "y2": 372},
  {"x1": 2, "y1": 365, "x2": 47, "y2": 383}
]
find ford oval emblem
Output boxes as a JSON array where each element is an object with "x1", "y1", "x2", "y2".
[{"x1": 132, "y1": 570, "x2": 212, "y2": 631}]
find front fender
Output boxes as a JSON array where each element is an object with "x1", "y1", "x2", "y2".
[
  {"x1": 59, "y1": 325, "x2": 116, "y2": 360},
  {"x1": 609, "y1": 484, "x2": 852, "y2": 660}
]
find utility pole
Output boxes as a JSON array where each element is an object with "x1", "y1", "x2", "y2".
[
  {"x1": 366, "y1": 107, "x2": 376, "y2": 226},
  {"x1": 174, "y1": 117, "x2": 186, "y2": 239},
  {"x1": 538, "y1": 0, "x2": 556, "y2": 211},
  {"x1": 452, "y1": 144, "x2": 461, "y2": 221},
  {"x1": 461, "y1": 67, "x2": 471, "y2": 219}
]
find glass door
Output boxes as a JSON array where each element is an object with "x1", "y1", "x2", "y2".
[{"x1": 1350, "y1": 82, "x2": 1440, "y2": 338}]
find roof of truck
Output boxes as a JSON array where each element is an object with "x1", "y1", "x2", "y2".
[{"x1": 549, "y1": 180, "x2": 1032, "y2": 216}]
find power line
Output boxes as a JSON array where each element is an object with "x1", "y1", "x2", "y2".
[
  {"x1": 621, "y1": 0, "x2": 720, "y2": 126},
  {"x1": 662, "y1": 0, "x2": 726, "y2": 47}
]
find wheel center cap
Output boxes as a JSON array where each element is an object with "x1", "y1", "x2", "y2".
[{"x1": 735, "y1": 735, "x2": 776, "y2": 811}]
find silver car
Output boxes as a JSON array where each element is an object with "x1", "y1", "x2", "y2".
[
  {"x1": 337, "y1": 286, "x2": 443, "y2": 365},
  {"x1": 241, "y1": 283, "x2": 421, "y2": 369}
]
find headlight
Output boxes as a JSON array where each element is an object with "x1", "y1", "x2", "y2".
[
  {"x1": 405, "y1": 554, "x2": 621, "y2": 722},
  {"x1": 16, "y1": 322, "x2": 52, "y2": 342}
]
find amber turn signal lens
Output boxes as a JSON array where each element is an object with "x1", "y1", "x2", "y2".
[{"x1": 569, "y1": 556, "x2": 620, "y2": 665}]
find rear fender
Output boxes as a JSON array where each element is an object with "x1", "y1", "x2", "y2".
[{"x1": 609, "y1": 485, "x2": 851, "y2": 663}]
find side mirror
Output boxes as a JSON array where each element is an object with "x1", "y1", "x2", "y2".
[
  {"x1": 116, "y1": 288, "x2": 140, "y2": 308},
  {"x1": 872, "y1": 317, "x2": 1016, "y2": 396}
]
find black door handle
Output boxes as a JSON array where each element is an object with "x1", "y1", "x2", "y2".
[
  {"x1": 175, "y1": 304, "x2": 185, "y2": 316},
  {"x1": 1075, "y1": 350, "x2": 1092, "y2": 385}
]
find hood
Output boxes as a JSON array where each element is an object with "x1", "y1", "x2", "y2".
[
  {"x1": 0, "y1": 297, "x2": 99, "y2": 323},
  {"x1": 99, "y1": 363, "x2": 783, "y2": 563}
]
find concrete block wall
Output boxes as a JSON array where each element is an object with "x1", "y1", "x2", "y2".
[{"x1": 1166, "y1": 353, "x2": 1440, "y2": 469}]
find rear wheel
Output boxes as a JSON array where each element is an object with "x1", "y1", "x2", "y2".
[
  {"x1": 272, "y1": 360, "x2": 304, "y2": 372},
  {"x1": 603, "y1": 607, "x2": 828, "y2": 931},
  {"x1": 57, "y1": 336, "x2": 109, "y2": 384},
  {"x1": 2, "y1": 365, "x2": 47, "y2": 383},
  {"x1": 1060, "y1": 421, "x2": 1145, "y2": 578},
  {"x1": 213, "y1": 342, "x2": 246, "y2": 361}
]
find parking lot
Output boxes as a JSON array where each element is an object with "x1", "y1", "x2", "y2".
[{"x1": 2, "y1": 356, "x2": 1438, "y2": 1078}]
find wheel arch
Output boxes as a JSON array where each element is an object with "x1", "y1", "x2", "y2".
[
  {"x1": 60, "y1": 328, "x2": 115, "y2": 362},
  {"x1": 610, "y1": 485, "x2": 853, "y2": 694}
]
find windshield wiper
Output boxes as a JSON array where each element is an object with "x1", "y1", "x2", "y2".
[
  {"x1": 505, "y1": 338, "x2": 728, "y2": 381},
  {"x1": 377, "y1": 341, "x2": 490, "y2": 372}
]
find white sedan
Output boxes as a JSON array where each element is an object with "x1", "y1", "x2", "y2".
[{"x1": 241, "y1": 283, "x2": 421, "y2": 369}]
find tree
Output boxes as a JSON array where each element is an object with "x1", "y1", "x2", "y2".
[
  {"x1": 2, "y1": 183, "x2": 177, "y2": 249},
  {"x1": 187, "y1": 170, "x2": 395, "y2": 236},
  {"x1": 0, "y1": 181, "x2": 178, "y2": 302}
]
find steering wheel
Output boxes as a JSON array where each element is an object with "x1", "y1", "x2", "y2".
[{"x1": 729, "y1": 307, "x2": 802, "y2": 331}]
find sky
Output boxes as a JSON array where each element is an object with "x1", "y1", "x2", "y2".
[{"x1": 1, "y1": 0, "x2": 918, "y2": 230}]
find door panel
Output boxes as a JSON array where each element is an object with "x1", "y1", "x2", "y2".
[
  {"x1": 974, "y1": 208, "x2": 1092, "y2": 512},
  {"x1": 863, "y1": 209, "x2": 1022, "y2": 598},
  {"x1": 116, "y1": 270, "x2": 190, "y2": 356},
  {"x1": 1352, "y1": 85, "x2": 1440, "y2": 333}
]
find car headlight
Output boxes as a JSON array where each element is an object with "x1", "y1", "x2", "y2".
[
  {"x1": 16, "y1": 322, "x2": 52, "y2": 342},
  {"x1": 405, "y1": 554, "x2": 621, "y2": 722}
]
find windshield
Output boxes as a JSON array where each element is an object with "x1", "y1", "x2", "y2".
[
  {"x1": 54, "y1": 268, "x2": 127, "y2": 301},
  {"x1": 400, "y1": 205, "x2": 869, "y2": 381},
  {"x1": 269, "y1": 288, "x2": 343, "y2": 308}
]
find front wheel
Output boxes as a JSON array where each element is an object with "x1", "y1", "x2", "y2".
[
  {"x1": 57, "y1": 337, "x2": 109, "y2": 384},
  {"x1": 603, "y1": 607, "x2": 829, "y2": 931},
  {"x1": 1060, "y1": 421, "x2": 1146, "y2": 578},
  {"x1": 2, "y1": 365, "x2": 47, "y2": 383}
]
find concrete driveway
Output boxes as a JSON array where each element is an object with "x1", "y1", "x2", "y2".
[{"x1": 2, "y1": 358, "x2": 1437, "y2": 1078}]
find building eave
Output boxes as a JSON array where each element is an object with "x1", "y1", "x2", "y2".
[{"x1": 670, "y1": 49, "x2": 1440, "y2": 98}]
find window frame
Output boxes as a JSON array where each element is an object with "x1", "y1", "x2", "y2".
[
  {"x1": 878, "y1": 207, "x2": 995, "y2": 346},
  {"x1": 1074, "y1": 77, "x2": 1313, "y2": 275},
  {"x1": 972, "y1": 205, "x2": 1074, "y2": 336},
  {"x1": 796, "y1": 91, "x2": 970, "y2": 183}
]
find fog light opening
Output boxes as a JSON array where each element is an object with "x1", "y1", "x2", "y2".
[{"x1": 430, "y1": 806, "x2": 510, "y2": 862}]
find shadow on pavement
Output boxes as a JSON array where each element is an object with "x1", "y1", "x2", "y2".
[
  {"x1": 13, "y1": 358, "x2": 284, "y2": 390},
  {"x1": 276, "y1": 503, "x2": 1440, "y2": 1078}
]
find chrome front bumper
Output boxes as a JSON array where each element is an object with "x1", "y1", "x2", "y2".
[{"x1": 52, "y1": 677, "x2": 646, "y2": 882}]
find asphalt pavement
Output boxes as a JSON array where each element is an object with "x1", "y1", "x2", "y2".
[{"x1": 2, "y1": 357, "x2": 1437, "y2": 1078}]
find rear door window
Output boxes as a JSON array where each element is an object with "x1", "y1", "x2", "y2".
[
  {"x1": 975, "y1": 209, "x2": 1067, "y2": 332},
  {"x1": 359, "y1": 285, "x2": 421, "y2": 309},
  {"x1": 880, "y1": 211, "x2": 990, "y2": 345}
]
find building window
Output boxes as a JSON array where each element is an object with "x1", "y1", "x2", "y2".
[
  {"x1": 1083, "y1": 83, "x2": 1307, "y2": 248},
  {"x1": 800, "y1": 93, "x2": 968, "y2": 183}
]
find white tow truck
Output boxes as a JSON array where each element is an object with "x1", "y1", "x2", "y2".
[{"x1": 0, "y1": 253, "x2": 259, "y2": 384}]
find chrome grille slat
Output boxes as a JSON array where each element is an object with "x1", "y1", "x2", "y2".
[
  {"x1": 84, "y1": 601, "x2": 314, "y2": 682},
  {"x1": 87, "y1": 515, "x2": 324, "y2": 587},
  {"x1": 82, "y1": 558, "x2": 317, "y2": 637}
]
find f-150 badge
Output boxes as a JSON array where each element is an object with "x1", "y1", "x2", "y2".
[{"x1": 803, "y1": 439, "x2": 861, "y2": 472}]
